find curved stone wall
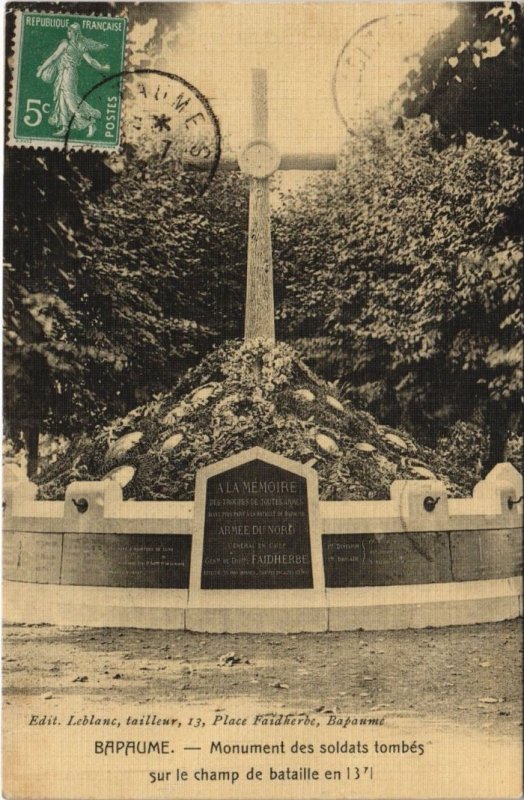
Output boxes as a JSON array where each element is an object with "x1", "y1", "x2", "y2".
[{"x1": 3, "y1": 460, "x2": 522, "y2": 631}]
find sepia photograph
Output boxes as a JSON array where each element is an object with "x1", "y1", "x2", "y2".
[{"x1": 2, "y1": 2, "x2": 523, "y2": 798}]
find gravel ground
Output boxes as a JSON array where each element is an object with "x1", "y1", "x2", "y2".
[{"x1": 3, "y1": 619, "x2": 522, "y2": 737}]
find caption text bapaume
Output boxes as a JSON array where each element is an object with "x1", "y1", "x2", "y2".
[{"x1": 29, "y1": 711, "x2": 427, "y2": 785}]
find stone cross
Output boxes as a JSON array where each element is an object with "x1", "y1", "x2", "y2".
[{"x1": 235, "y1": 69, "x2": 337, "y2": 341}]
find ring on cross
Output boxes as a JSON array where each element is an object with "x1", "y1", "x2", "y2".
[{"x1": 238, "y1": 139, "x2": 281, "y2": 178}]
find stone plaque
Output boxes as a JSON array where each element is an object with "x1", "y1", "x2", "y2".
[
  {"x1": 61, "y1": 534, "x2": 191, "y2": 588},
  {"x1": 3, "y1": 531, "x2": 62, "y2": 584},
  {"x1": 323, "y1": 531, "x2": 452, "y2": 587},
  {"x1": 450, "y1": 528, "x2": 523, "y2": 581},
  {"x1": 3, "y1": 531, "x2": 20, "y2": 579},
  {"x1": 201, "y1": 458, "x2": 313, "y2": 589}
]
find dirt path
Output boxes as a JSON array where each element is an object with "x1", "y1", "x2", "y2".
[{"x1": 3, "y1": 619, "x2": 522, "y2": 737}]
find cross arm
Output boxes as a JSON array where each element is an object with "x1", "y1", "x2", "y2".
[
  {"x1": 279, "y1": 153, "x2": 337, "y2": 171},
  {"x1": 183, "y1": 152, "x2": 338, "y2": 172}
]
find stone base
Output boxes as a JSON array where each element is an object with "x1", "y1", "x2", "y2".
[
  {"x1": 186, "y1": 606, "x2": 328, "y2": 633},
  {"x1": 187, "y1": 589, "x2": 328, "y2": 632},
  {"x1": 327, "y1": 577, "x2": 522, "y2": 630},
  {"x1": 3, "y1": 583, "x2": 188, "y2": 629},
  {"x1": 3, "y1": 578, "x2": 521, "y2": 631}
]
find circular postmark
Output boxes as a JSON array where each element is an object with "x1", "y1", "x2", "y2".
[
  {"x1": 332, "y1": 13, "x2": 424, "y2": 136},
  {"x1": 64, "y1": 69, "x2": 221, "y2": 196}
]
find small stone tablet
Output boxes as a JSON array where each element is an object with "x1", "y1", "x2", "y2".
[
  {"x1": 410, "y1": 465, "x2": 436, "y2": 479},
  {"x1": 326, "y1": 395, "x2": 344, "y2": 412},
  {"x1": 161, "y1": 405, "x2": 187, "y2": 425},
  {"x1": 192, "y1": 384, "x2": 217, "y2": 404},
  {"x1": 103, "y1": 465, "x2": 135, "y2": 487},
  {"x1": 355, "y1": 442, "x2": 376, "y2": 453},
  {"x1": 384, "y1": 432, "x2": 409, "y2": 450},
  {"x1": 316, "y1": 433, "x2": 339, "y2": 454},
  {"x1": 295, "y1": 389, "x2": 315, "y2": 402},
  {"x1": 161, "y1": 433, "x2": 184, "y2": 451},
  {"x1": 106, "y1": 432, "x2": 143, "y2": 460}
]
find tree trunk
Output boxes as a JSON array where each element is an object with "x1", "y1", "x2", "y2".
[
  {"x1": 23, "y1": 424, "x2": 40, "y2": 479},
  {"x1": 482, "y1": 399, "x2": 509, "y2": 477}
]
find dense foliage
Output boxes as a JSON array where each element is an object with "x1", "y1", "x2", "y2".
[
  {"x1": 4, "y1": 148, "x2": 106, "y2": 465},
  {"x1": 38, "y1": 340, "x2": 476, "y2": 501},
  {"x1": 273, "y1": 117, "x2": 522, "y2": 455},
  {"x1": 77, "y1": 158, "x2": 248, "y2": 400},
  {"x1": 4, "y1": 147, "x2": 248, "y2": 468},
  {"x1": 402, "y1": 1, "x2": 523, "y2": 147}
]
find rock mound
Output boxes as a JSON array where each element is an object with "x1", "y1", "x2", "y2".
[{"x1": 38, "y1": 340, "x2": 475, "y2": 501}]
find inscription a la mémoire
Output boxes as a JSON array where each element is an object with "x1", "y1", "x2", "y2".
[{"x1": 202, "y1": 460, "x2": 313, "y2": 589}]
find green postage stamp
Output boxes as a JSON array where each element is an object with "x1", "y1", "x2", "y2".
[{"x1": 8, "y1": 9, "x2": 127, "y2": 150}]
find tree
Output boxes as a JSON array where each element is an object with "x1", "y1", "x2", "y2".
[
  {"x1": 3, "y1": 2, "x2": 249, "y2": 475},
  {"x1": 273, "y1": 116, "x2": 522, "y2": 466},
  {"x1": 77, "y1": 156, "x2": 249, "y2": 404},
  {"x1": 3, "y1": 146, "x2": 111, "y2": 474},
  {"x1": 3, "y1": 1, "x2": 119, "y2": 473},
  {"x1": 402, "y1": 2, "x2": 523, "y2": 148},
  {"x1": 4, "y1": 145, "x2": 249, "y2": 474}
]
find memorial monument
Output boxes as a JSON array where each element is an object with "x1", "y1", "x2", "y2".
[{"x1": 3, "y1": 71, "x2": 523, "y2": 632}]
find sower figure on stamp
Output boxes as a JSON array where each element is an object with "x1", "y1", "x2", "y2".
[{"x1": 36, "y1": 23, "x2": 110, "y2": 138}]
